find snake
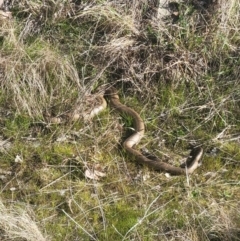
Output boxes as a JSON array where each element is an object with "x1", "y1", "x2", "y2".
[
  {"x1": 50, "y1": 86, "x2": 203, "y2": 175},
  {"x1": 104, "y1": 87, "x2": 203, "y2": 175}
]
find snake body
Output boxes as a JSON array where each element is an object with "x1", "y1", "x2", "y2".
[
  {"x1": 49, "y1": 86, "x2": 203, "y2": 175},
  {"x1": 105, "y1": 87, "x2": 203, "y2": 175}
]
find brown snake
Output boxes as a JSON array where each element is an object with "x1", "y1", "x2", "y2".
[
  {"x1": 104, "y1": 87, "x2": 203, "y2": 175},
  {"x1": 50, "y1": 86, "x2": 203, "y2": 175}
]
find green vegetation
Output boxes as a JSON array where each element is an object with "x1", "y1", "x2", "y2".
[{"x1": 0, "y1": 1, "x2": 240, "y2": 240}]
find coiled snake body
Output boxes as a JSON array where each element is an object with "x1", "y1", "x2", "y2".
[{"x1": 104, "y1": 87, "x2": 203, "y2": 175}]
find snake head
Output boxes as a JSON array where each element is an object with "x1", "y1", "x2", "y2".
[{"x1": 180, "y1": 146, "x2": 203, "y2": 170}]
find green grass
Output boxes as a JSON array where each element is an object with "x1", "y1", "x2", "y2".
[{"x1": 0, "y1": 1, "x2": 239, "y2": 241}]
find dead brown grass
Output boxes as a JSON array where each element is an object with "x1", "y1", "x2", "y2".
[{"x1": 0, "y1": 200, "x2": 49, "y2": 241}]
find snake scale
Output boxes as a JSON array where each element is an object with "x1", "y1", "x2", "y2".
[{"x1": 104, "y1": 87, "x2": 203, "y2": 175}]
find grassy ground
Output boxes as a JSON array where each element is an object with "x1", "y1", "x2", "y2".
[{"x1": 0, "y1": 0, "x2": 240, "y2": 240}]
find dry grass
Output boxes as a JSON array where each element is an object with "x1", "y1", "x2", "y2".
[
  {"x1": 0, "y1": 200, "x2": 48, "y2": 241},
  {"x1": 0, "y1": 0, "x2": 239, "y2": 240}
]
